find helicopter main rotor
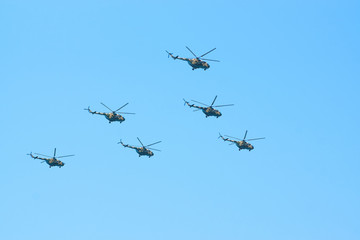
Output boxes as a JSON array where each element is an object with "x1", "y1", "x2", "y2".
[
  {"x1": 33, "y1": 148, "x2": 75, "y2": 159},
  {"x1": 190, "y1": 95, "x2": 234, "y2": 109},
  {"x1": 137, "y1": 137, "x2": 162, "y2": 151},
  {"x1": 101, "y1": 102, "x2": 135, "y2": 115},
  {"x1": 185, "y1": 46, "x2": 220, "y2": 62},
  {"x1": 224, "y1": 130, "x2": 265, "y2": 142}
]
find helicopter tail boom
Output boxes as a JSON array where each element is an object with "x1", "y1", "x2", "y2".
[
  {"x1": 218, "y1": 133, "x2": 232, "y2": 142},
  {"x1": 118, "y1": 140, "x2": 137, "y2": 149},
  {"x1": 27, "y1": 152, "x2": 37, "y2": 159}
]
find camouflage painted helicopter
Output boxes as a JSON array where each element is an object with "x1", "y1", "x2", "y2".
[
  {"x1": 218, "y1": 130, "x2": 265, "y2": 151},
  {"x1": 27, "y1": 148, "x2": 74, "y2": 168},
  {"x1": 85, "y1": 102, "x2": 135, "y2": 124},
  {"x1": 183, "y1": 95, "x2": 234, "y2": 118},
  {"x1": 166, "y1": 46, "x2": 219, "y2": 70},
  {"x1": 118, "y1": 138, "x2": 161, "y2": 158}
]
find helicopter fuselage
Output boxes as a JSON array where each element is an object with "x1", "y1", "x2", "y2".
[
  {"x1": 187, "y1": 58, "x2": 210, "y2": 70},
  {"x1": 203, "y1": 107, "x2": 222, "y2": 118},
  {"x1": 135, "y1": 147, "x2": 154, "y2": 157},
  {"x1": 44, "y1": 158, "x2": 65, "y2": 168},
  {"x1": 105, "y1": 113, "x2": 125, "y2": 123},
  {"x1": 235, "y1": 141, "x2": 254, "y2": 151}
]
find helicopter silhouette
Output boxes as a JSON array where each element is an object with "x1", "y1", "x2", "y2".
[
  {"x1": 118, "y1": 138, "x2": 161, "y2": 158},
  {"x1": 218, "y1": 130, "x2": 265, "y2": 151},
  {"x1": 183, "y1": 95, "x2": 234, "y2": 118},
  {"x1": 27, "y1": 148, "x2": 74, "y2": 168},
  {"x1": 85, "y1": 102, "x2": 135, "y2": 123},
  {"x1": 166, "y1": 46, "x2": 219, "y2": 70}
]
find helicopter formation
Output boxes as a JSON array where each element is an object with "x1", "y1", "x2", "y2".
[{"x1": 28, "y1": 46, "x2": 265, "y2": 168}]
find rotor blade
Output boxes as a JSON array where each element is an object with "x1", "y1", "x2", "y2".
[
  {"x1": 211, "y1": 95, "x2": 218, "y2": 107},
  {"x1": 145, "y1": 141, "x2": 162, "y2": 147},
  {"x1": 114, "y1": 103, "x2": 129, "y2": 112},
  {"x1": 200, "y1": 48, "x2": 216, "y2": 58},
  {"x1": 57, "y1": 154, "x2": 75, "y2": 159},
  {"x1": 186, "y1": 46, "x2": 198, "y2": 58},
  {"x1": 243, "y1": 130, "x2": 248, "y2": 140},
  {"x1": 200, "y1": 58, "x2": 220, "y2": 62},
  {"x1": 246, "y1": 137, "x2": 266, "y2": 141},
  {"x1": 147, "y1": 147, "x2": 161, "y2": 152},
  {"x1": 212, "y1": 104, "x2": 234, "y2": 108},
  {"x1": 193, "y1": 109, "x2": 201, "y2": 112},
  {"x1": 34, "y1": 153, "x2": 52, "y2": 158},
  {"x1": 137, "y1": 137, "x2": 145, "y2": 147},
  {"x1": 101, "y1": 102, "x2": 113, "y2": 112},
  {"x1": 190, "y1": 100, "x2": 209, "y2": 106},
  {"x1": 118, "y1": 112, "x2": 136, "y2": 115},
  {"x1": 53, "y1": 148, "x2": 56, "y2": 158},
  {"x1": 224, "y1": 135, "x2": 242, "y2": 141}
]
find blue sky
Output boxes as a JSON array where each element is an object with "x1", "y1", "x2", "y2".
[{"x1": 1, "y1": 1, "x2": 359, "y2": 239}]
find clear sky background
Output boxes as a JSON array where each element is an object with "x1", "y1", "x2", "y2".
[{"x1": 1, "y1": 0, "x2": 359, "y2": 239}]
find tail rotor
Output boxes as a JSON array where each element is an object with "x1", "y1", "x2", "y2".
[{"x1": 166, "y1": 50, "x2": 172, "y2": 58}]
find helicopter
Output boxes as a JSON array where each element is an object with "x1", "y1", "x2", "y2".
[
  {"x1": 218, "y1": 130, "x2": 265, "y2": 151},
  {"x1": 166, "y1": 46, "x2": 219, "y2": 70},
  {"x1": 85, "y1": 102, "x2": 135, "y2": 123},
  {"x1": 27, "y1": 148, "x2": 74, "y2": 168},
  {"x1": 183, "y1": 95, "x2": 234, "y2": 118},
  {"x1": 118, "y1": 137, "x2": 161, "y2": 158}
]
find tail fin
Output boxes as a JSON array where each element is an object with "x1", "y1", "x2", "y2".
[
  {"x1": 84, "y1": 106, "x2": 91, "y2": 112},
  {"x1": 218, "y1": 133, "x2": 223, "y2": 139},
  {"x1": 117, "y1": 140, "x2": 128, "y2": 148},
  {"x1": 166, "y1": 50, "x2": 172, "y2": 58},
  {"x1": 166, "y1": 50, "x2": 177, "y2": 60},
  {"x1": 218, "y1": 133, "x2": 227, "y2": 141}
]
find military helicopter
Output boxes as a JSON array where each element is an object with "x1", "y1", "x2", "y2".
[
  {"x1": 85, "y1": 102, "x2": 135, "y2": 123},
  {"x1": 218, "y1": 130, "x2": 265, "y2": 151},
  {"x1": 27, "y1": 148, "x2": 74, "y2": 168},
  {"x1": 183, "y1": 95, "x2": 234, "y2": 118},
  {"x1": 166, "y1": 46, "x2": 219, "y2": 70},
  {"x1": 118, "y1": 138, "x2": 161, "y2": 158}
]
